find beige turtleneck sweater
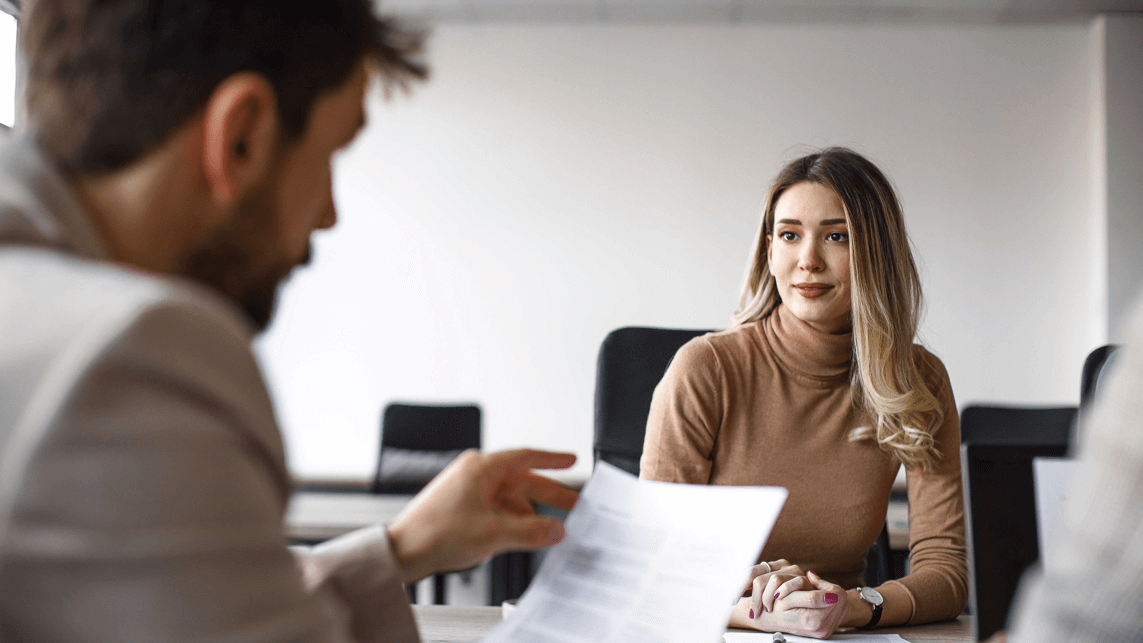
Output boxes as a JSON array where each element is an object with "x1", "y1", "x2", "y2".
[{"x1": 639, "y1": 304, "x2": 968, "y2": 627}]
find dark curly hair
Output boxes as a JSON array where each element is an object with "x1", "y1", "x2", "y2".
[{"x1": 21, "y1": 0, "x2": 428, "y2": 174}]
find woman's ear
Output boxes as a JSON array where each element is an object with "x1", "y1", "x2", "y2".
[
  {"x1": 765, "y1": 234, "x2": 772, "y2": 264},
  {"x1": 200, "y1": 72, "x2": 279, "y2": 207}
]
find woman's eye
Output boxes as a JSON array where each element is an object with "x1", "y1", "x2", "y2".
[
  {"x1": 827, "y1": 232, "x2": 849, "y2": 242},
  {"x1": 779, "y1": 231, "x2": 798, "y2": 241}
]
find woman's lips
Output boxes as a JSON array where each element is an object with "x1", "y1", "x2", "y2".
[{"x1": 793, "y1": 283, "x2": 832, "y2": 299}]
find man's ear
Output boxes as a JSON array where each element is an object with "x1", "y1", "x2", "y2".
[{"x1": 201, "y1": 73, "x2": 279, "y2": 206}]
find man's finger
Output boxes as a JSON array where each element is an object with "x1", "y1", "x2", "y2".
[
  {"x1": 519, "y1": 473, "x2": 580, "y2": 511},
  {"x1": 496, "y1": 515, "x2": 567, "y2": 552},
  {"x1": 488, "y1": 449, "x2": 577, "y2": 474}
]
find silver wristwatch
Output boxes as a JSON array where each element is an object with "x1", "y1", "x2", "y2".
[{"x1": 855, "y1": 586, "x2": 884, "y2": 629}]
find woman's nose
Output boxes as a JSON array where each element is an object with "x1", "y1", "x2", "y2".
[{"x1": 798, "y1": 241, "x2": 824, "y2": 272}]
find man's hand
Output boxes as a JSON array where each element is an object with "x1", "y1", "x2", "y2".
[{"x1": 386, "y1": 449, "x2": 578, "y2": 583}]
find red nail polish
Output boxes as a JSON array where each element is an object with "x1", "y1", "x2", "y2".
[
  {"x1": 773, "y1": 592, "x2": 780, "y2": 600},
  {"x1": 825, "y1": 592, "x2": 838, "y2": 604},
  {"x1": 749, "y1": 609, "x2": 755, "y2": 619},
  {"x1": 807, "y1": 570, "x2": 816, "y2": 576}
]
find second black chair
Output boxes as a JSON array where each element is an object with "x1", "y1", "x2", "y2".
[
  {"x1": 374, "y1": 402, "x2": 481, "y2": 605},
  {"x1": 959, "y1": 405, "x2": 1077, "y2": 447},
  {"x1": 374, "y1": 402, "x2": 481, "y2": 495},
  {"x1": 1080, "y1": 345, "x2": 1120, "y2": 426}
]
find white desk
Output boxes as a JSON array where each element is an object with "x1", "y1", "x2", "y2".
[
  {"x1": 285, "y1": 492, "x2": 414, "y2": 541},
  {"x1": 411, "y1": 606, "x2": 976, "y2": 643}
]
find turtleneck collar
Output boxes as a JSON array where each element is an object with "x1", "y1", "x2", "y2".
[{"x1": 762, "y1": 303, "x2": 853, "y2": 382}]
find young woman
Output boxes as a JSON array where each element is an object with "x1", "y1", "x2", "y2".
[{"x1": 640, "y1": 148, "x2": 967, "y2": 638}]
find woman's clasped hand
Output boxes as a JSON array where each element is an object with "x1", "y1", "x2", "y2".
[{"x1": 732, "y1": 564, "x2": 849, "y2": 639}]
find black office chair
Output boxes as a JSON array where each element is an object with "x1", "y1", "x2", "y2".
[
  {"x1": 592, "y1": 326, "x2": 714, "y2": 475},
  {"x1": 374, "y1": 403, "x2": 480, "y2": 495},
  {"x1": 957, "y1": 403, "x2": 1077, "y2": 639},
  {"x1": 492, "y1": 328, "x2": 716, "y2": 606},
  {"x1": 961, "y1": 442, "x2": 1068, "y2": 642},
  {"x1": 1080, "y1": 345, "x2": 1120, "y2": 420},
  {"x1": 959, "y1": 405, "x2": 1077, "y2": 448},
  {"x1": 375, "y1": 402, "x2": 481, "y2": 604},
  {"x1": 863, "y1": 524, "x2": 894, "y2": 587}
]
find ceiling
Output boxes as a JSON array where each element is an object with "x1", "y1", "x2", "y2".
[{"x1": 378, "y1": 0, "x2": 1143, "y2": 24}]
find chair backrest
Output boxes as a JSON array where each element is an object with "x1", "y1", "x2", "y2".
[
  {"x1": 959, "y1": 405, "x2": 1077, "y2": 447},
  {"x1": 1080, "y1": 344, "x2": 1121, "y2": 413},
  {"x1": 592, "y1": 327, "x2": 714, "y2": 476},
  {"x1": 962, "y1": 442, "x2": 1068, "y2": 642},
  {"x1": 863, "y1": 524, "x2": 893, "y2": 587},
  {"x1": 373, "y1": 403, "x2": 481, "y2": 494}
]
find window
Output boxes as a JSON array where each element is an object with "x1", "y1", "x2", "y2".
[{"x1": 0, "y1": 11, "x2": 13, "y2": 128}]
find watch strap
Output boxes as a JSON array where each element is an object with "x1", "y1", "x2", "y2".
[{"x1": 858, "y1": 595, "x2": 883, "y2": 629}]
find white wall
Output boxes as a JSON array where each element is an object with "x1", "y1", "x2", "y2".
[
  {"x1": 257, "y1": 22, "x2": 1101, "y2": 479},
  {"x1": 1104, "y1": 13, "x2": 1143, "y2": 342}
]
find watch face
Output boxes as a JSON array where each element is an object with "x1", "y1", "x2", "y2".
[{"x1": 859, "y1": 587, "x2": 884, "y2": 606}]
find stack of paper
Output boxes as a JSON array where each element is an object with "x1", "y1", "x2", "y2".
[
  {"x1": 484, "y1": 462, "x2": 788, "y2": 643},
  {"x1": 724, "y1": 632, "x2": 912, "y2": 642}
]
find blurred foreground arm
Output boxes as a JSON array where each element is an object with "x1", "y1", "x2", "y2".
[{"x1": 1007, "y1": 307, "x2": 1143, "y2": 642}]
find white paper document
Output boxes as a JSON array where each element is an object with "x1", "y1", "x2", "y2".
[
  {"x1": 483, "y1": 461, "x2": 788, "y2": 643},
  {"x1": 724, "y1": 632, "x2": 911, "y2": 642}
]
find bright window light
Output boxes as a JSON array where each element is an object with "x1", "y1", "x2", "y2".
[{"x1": 0, "y1": 12, "x2": 15, "y2": 128}]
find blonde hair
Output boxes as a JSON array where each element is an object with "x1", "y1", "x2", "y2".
[{"x1": 734, "y1": 148, "x2": 943, "y2": 470}]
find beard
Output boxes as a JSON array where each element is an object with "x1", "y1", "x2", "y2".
[{"x1": 173, "y1": 177, "x2": 311, "y2": 333}]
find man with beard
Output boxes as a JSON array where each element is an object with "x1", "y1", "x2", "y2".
[{"x1": 0, "y1": 1, "x2": 577, "y2": 641}]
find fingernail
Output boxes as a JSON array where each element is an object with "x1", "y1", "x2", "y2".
[
  {"x1": 749, "y1": 609, "x2": 755, "y2": 619},
  {"x1": 807, "y1": 570, "x2": 816, "y2": 576},
  {"x1": 773, "y1": 592, "x2": 780, "y2": 600},
  {"x1": 825, "y1": 592, "x2": 838, "y2": 604}
]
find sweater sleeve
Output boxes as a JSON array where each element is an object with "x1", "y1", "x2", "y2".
[
  {"x1": 639, "y1": 337, "x2": 724, "y2": 483},
  {"x1": 876, "y1": 350, "x2": 969, "y2": 626}
]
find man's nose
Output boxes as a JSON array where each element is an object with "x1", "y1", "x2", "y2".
[{"x1": 316, "y1": 201, "x2": 337, "y2": 231}]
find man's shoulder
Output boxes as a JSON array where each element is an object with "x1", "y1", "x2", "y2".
[
  {"x1": 0, "y1": 246, "x2": 289, "y2": 511},
  {"x1": 0, "y1": 245, "x2": 252, "y2": 346},
  {"x1": 0, "y1": 246, "x2": 268, "y2": 437}
]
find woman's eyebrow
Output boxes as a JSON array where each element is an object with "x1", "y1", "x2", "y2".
[{"x1": 775, "y1": 218, "x2": 847, "y2": 226}]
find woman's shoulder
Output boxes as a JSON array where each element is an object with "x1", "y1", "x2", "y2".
[
  {"x1": 684, "y1": 323, "x2": 764, "y2": 359},
  {"x1": 911, "y1": 344, "x2": 954, "y2": 397},
  {"x1": 668, "y1": 323, "x2": 765, "y2": 375}
]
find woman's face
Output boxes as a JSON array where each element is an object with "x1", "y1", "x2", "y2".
[{"x1": 767, "y1": 182, "x2": 853, "y2": 334}]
